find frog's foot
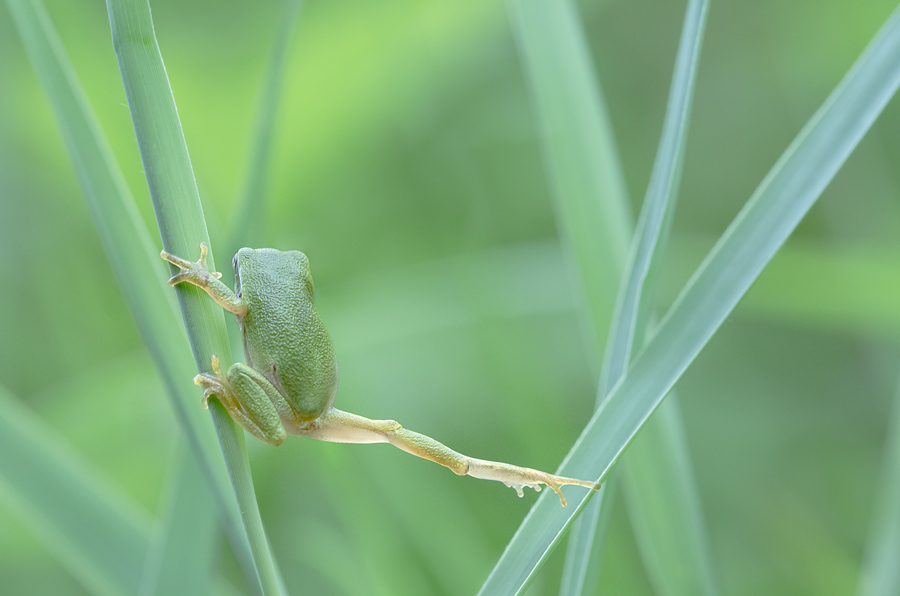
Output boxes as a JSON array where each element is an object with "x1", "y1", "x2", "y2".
[
  {"x1": 464, "y1": 458, "x2": 599, "y2": 507},
  {"x1": 194, "y1": 356, "x2": 287, "y2": 446},
  {"x1": 161, "y1": 243, "x2": 247, "y2": 316},
  {"x1": 160, "y1": 242, "x2": 222, "y2": 287},
  {"x1": 193, "y1": 355, "x2": 230, "y2": 409}
]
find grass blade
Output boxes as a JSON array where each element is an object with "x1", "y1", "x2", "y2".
[
  {"x1": 603, "y1": 0, "x2": 717, "y2": 593},
  {"x1": 221, "y1": 0, "x2": 303, "y2": 369},
  {"x1": 508, "y1": 0, "x2": 632, "y2": 364},
  {"x1": 623, "y1": 398, "x2": 717, "y2": 596},
  {"x1": 0, "y1": 384, "x2": 150, "y2": 596},
  {"x1": 481, "y1": 5, "x2": 900, "y2": 594},
  {"x1": 227, "y1": 0, "x2": 303, "y2": 254},
  {"x1": 558, "y1": 477, "x2": 616, "y2": 596},
  {"x1": 602, "y1": 0, "x2": 709, "y2": 383},
  {"x1": 511, "y1": 0, "x2": 714, "y2": 593},
  {"x1": 508, "y1": 2, "x2": 631, "y2": 589},
  {"x1": 139, "y1": 445, "x2": 217, "y2": 596},
  {"x1": 5, "y1": 0, "x2": 258, "y2": 588},
  {"x1": 855, "y1": 370, "x2": 900, "y2": 596},
  {"x1": 0, "y1": 385, "x2": 239, "y2": 596},
  {"x1": 104, "y1": 0, "x2": 286, "y2": 594}
]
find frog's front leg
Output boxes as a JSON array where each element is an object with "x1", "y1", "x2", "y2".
[
  {"x1": 195, "y1": 356, "x2": 289, "y2": 446},
  {"x1": 161, "y1": 243, "x2": 247, "y2": 316},
  {"x1": 300, "y1": 408, "x2": 599, "y2": 506}
]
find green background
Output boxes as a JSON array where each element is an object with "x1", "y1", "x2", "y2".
[{"x1": 1, "y1": 0, "x2": 899, "y2": 594}]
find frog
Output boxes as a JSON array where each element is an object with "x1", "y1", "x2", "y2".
[{"x1": 161, "y1": 243, "x2": 599, "y2": 505}]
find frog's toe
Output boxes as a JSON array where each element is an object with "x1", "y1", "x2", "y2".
[
  {"x1": 166, "y1": 271, "x2": 192, "y2": 286},
  {"x1": 194, "y1": 373, "x2": 222, "y2": 408},
  {"x1": 160, "y1": 250, "x2": 192, "y2": 270}
]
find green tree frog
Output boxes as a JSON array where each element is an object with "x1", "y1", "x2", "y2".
[{"x1": 162, "y1": 243, "x2": 598, "y2": 506}]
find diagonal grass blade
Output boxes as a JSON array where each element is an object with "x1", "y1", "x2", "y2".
[
  {"x1": 480, "y1": 5, "x2": 900, "y2": 594},
  {"x1": 511, "y1": 0, "x2": 714, "y2": 593},
  {"x1": 855, "y1": 369, "x2": 900, "y2": 596},
  {"x1": 0, "y1": 384, "x2": 150, "y2": 596}
]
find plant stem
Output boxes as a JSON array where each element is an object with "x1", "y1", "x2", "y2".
[{"x1": 105, "y1": 0, "x2": 287, "y2": 593}]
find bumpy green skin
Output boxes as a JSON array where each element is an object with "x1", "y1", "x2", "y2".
[{"x1": 235, "y1": 248, "x2": 338, "y2": 423}]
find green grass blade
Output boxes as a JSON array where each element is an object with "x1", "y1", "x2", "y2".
[
  {"x1": 508, "y1": 2, "x2": 631, "y2": 588},
  {"x1": 227, "y1": 0, "x2": 303, "y2": 253},
  {"x1": 558, "y1": 477, "x2": 616, "y2": 596},
  {"x1": 4, "y1": 0, "x2": 258, "y2": 588},
  {"x1": 480, "y1": 5, "x2": 900, "y2": 594},
  {"x1": 139, "y1": 445, "x2": 217, "y2": 596},
  {"x1": 602, "y1": 0, "x2": 717, "y2": 593},
  {"x1": 104, "y1": 0, "x2": 285, "y2": 594},
  {"x1": 855, "y1": 370, "x2": 900, "y2": 596},
  {"x1": 508, "y1": 0, "x2": 632, "y2": 364},
  {"x1": 603, "y1": 0, "x2": 708, "y2": 383},
  {"x1": 222, "y1": 0, "x2": 303, "y2": 366},
  {"x1": 623, "y1": 398, "x2": 717, "y2": 596},
  {"x1": 662, "y1": 237, "x2": 900, "y2": 336},
  {"x1": 0, "y1": 384, "x2": 150, "y2": 596},
  {"x1": 0, "y1": 385, "x2": 239, "y2": 596},
  {"x1": 511, "y1": 0, "x2": 714, "y2": 593}
]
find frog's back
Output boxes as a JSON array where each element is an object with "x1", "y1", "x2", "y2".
[{"x1": 237, "y1": 248, "x2": 338, "y2": 421}]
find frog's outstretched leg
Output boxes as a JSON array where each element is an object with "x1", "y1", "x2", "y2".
[{"x1": 298, "y1": 408, "x2": 599, "y2": 506}]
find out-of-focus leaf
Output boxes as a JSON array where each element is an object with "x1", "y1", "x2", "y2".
[
  {"x1": 4, "y1": 0, "x2": 257, "y2": 587},
  {"x1": 139, "y1": 445, "x2": 217, "y2": 596},
  {"x1": 480, "y1": 5, "x2": 900, "y2": 593},
  {"x1": 104, "y1": 0, "x2": 285, "y2": 593},
  {"x1": 0, "y1": 384, "x2": 150, "y2": 596},
  {"x1": 855, "y1": 370, "x2": 900, "y2": 596}
]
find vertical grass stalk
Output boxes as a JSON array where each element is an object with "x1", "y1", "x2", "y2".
[
  {"x1": 227, "y1": 0, "x2": 303, "y2": 254},
  {"x1": 105, "y1": 0, "x2": 287, "y2": 593},
  {"x1": 6, "y1": 0, "x2": 261, "y2": 589}
]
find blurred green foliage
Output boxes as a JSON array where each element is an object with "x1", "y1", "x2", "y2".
[{"x1": 1, "y1": 0, "x2": 899, "y2": 594}]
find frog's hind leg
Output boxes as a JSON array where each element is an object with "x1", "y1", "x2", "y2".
[
  {"x1": 195, "y1": 356, "x2": 288, "y2": 447},
  {"x1": 300, "y1": 408, "x2": 598, "y2": 506}
]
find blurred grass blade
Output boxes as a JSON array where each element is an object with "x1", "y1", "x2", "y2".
[
  {"x1": 223, "y1": 0, "x2": 303, "y2": 359},
  {"x1": 508, "y1": 1, "x2": 631, "y2": 589},
  {"x1": 602, "y1": 0, "x2": 708, "y2": 382},
  {"x1": 481, "y1": 5, "x2": 900, "y2": 594},
  {"x1": 558, "y1": 477, "x2": 616, "y2": 596},
  {"x1": 623, "y1": 398, "x2": 716, "y2": 596},
  {"x1": 511, "y1": 0, "x2": 714, "y2": 593},
  {"x1": 603, "y1": 0, "x2": 717, "y2": 594},
  {"x1": 104, "y1": 0, "x2": 285, "y2": 594},
  {"x1": 0, "y1": 383, "x2": 238, "y2": 596},
  {"x1": 227, "y1": 0, "x2": 302, "y2": 253},
  {"x1": 508, "y1": 0, "x2": 632, "y2": 364},
  {"x1": 0, "y1": 384, "x2": 150, "y2": 596},
  {"x1": 140, "y1": 445, "x2": 217, "y2": 596},
  {"x1": 5, "y1": 0, "x2": 258, "y2": 588},
  {"x1": 855, "y1": 370, "x2": 900, "y2": 596}
]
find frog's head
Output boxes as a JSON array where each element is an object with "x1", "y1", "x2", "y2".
[{"x1": 233, "y1": 247, "x2": 314, "y2": 299}]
